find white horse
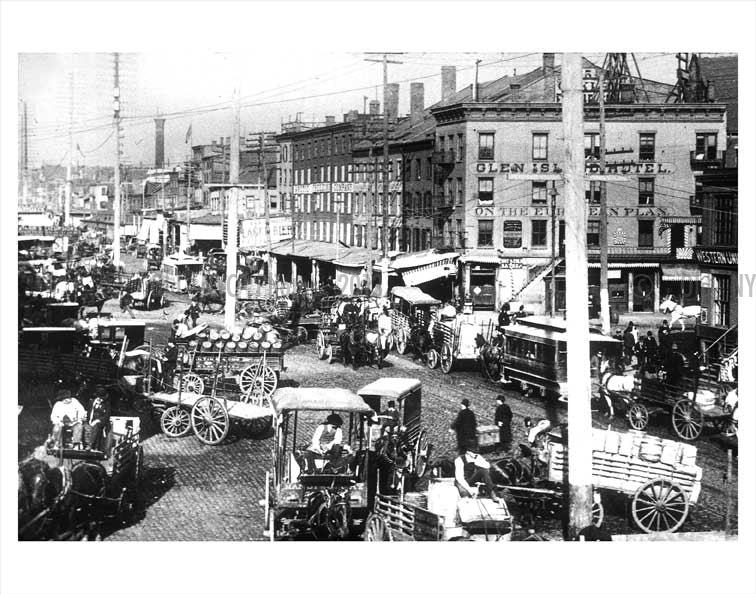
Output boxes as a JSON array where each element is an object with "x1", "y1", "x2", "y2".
[{"x1": 659, "y1": 297, "x2": 701, "y2": 331}]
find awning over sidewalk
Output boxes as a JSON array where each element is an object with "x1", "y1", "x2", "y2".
[
  {"x1": 392, "y1": 250, "x2": 459, "y2": 286},
  {"x1": 460, "y1": 250, "x2": 500, "y2": 265},
  {"x1": 587, "y1": 262, "x2": 660, "y2": 269},
  {"x1": 661, "y1": 264, "x2": 701, "y2": 281}
]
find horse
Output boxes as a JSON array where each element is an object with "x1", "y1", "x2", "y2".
[
  {"x1": 406, "y1": 316, "x2": 434, "y2": 363},
  {"x1": 596, "y1": 358, "x2": 642, "y2": 418},
  {"x1": 189, "y1": 286, "x2": 224, "y2": 313},
  {"x1": 659, "y1": 297, "x2": 701, "y2": 331},
  {"x1": 18, "y1": 459, "x2": 72, "y2": 540},
  {"x1": 476, "y1": 333, "x2": 504, "y2": 383}
]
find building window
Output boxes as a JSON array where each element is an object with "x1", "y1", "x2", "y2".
[
  {"x1": 478, "y1": 132, "x2": 494, "y2": 160},
  {"x1": 639, "y1": 133, "x2": 655, "y2": 161},
  {"x1": 531, "y1": 220, "x2": 548, "y2": 247},
  {"x1": 638, "y1": 177, "x2": 654, "y2": 206},
  {"x1": 455, "y1": 218, "x2": 463, "y2": 249},
  {"x1": 415, "y1": 158, "x2": 421, "y2": 180},
  {"x1": 478, "y1": 219, "x2": 494, "y2": 247},
  {"x1": 713, "y1": 195, "x2": 735, "y2": 245},
  {"x1": 695, "y1": 133, "x2": 718, "y2": 161},
  {"x1": 713, "y1": 274, "x2": 731, "y2": 326},
  {"x1": 478, "y1": 178, "x2": 494, "y2": 203},
  {"x1": 587, "y1": 220, "x2": 600, "y2": 247},
  {"x1": 457, "y1": 133, "x2": 464, "y2": 161},
  {"x1": 457, "y1": 178, "x2": 463, "y2": 206},
  {"x1": 426, "y1": 157, "x2": 432, "y2": 180},
  {"x1": 531, "y1": 182, "x2": 548, "y2": 205},
  {"x1": 584, "y1": 133, "x2": 599, "y2": 160},
  {"x1": 638, "y1": 220, "x2": 654, "y2": 247},
  {"x1": 586, "y1": 180, "x2": 601, "y2": 204},
  {"x1": 532, "y1": 133, "x2": 548, "y2": 160}
]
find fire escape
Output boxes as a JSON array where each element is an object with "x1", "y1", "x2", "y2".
[{"x1": 431, "y1": 147, "x2": 456, "y2": 249}]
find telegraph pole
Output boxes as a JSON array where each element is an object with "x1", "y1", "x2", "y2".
[
  {"x1": 186, "y1": 124, "x2": 193, "y2": 252},
  {"x1": 562, "y1": 53, "x2": 593, "y2": 539},
  {"x1": 112, "y1": 53, "x2": 122, "y2": 268},
  {"x1": 598, "y1": 72, "x2": 610, "y2": 335},
  {"x1": 366, "y1": 145, "x2": 375, "y2": 292},
  {"x1": 65, "y1": 72, "x2": 73, "y2": 227},
  {"x1": 259, "y1": 131, "x2": 274, "y2": 286},
  {"x1": 224, "y1": 84, "x2": 241, "y2": 330},
  {"x1": 550, "y1": 182, "x2": 558, "y2": 317}
]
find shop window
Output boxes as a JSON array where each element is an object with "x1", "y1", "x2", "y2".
[
  {"x1": 713, "y1": 274, "x2": 731, "y2": 326},
  {"x1": 531, "y1": 182, "x2": 548, "y2": 205},
  {"x1": 478, "y1": 178, "x2": 494, "y2": 203},
  {"x1": 478, "y1": 132, "x2": 494, "y2": 160},
  {"x1": 584, "y1": 133, "x2": 599, "y2": 160},
  {"x1": 532, "y1": 133, "x2": 548, "y2": 161},
  {"x1": 531, "y1": 220, "x2": 547, "y2": 247},
  {"x1": 639, "y1": 133, "x2": 655, "y2": 161},
  {"x1": 586, "y1": 180, "x2": 601, "y2": 204},
  {"x1": 478, "y1": 219, "x2": 494, "y2": 247},
  {"x1": 638, "y1": 178, "x2": 654, "y2": 206},
  {"x1": 638, "y1": 220, "x2": 654, "y2": 247},
  {"x1": 587, "y1": 220, "x2": 600, "y2": 247},
  {"x1": 694, "y1": 133, "x2": 718, "y2": 160}
]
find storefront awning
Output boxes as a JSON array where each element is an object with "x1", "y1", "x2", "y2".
[
  {"x1": 460, "y1": 250, "x2": 500, "y2": 264},
  {"x1": 661, "y1": 264, "x2": 701, "y2": 282},
  {"x1": 587, "y1": 262, "x2": 660, "y2": 269},
  {"x1": 402, "y1": 261, "x2": 457, "y2": 286}
]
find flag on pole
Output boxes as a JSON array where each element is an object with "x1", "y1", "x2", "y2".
[{"x1": 185, "y1": 123, "x2": 192, "y2": 144}]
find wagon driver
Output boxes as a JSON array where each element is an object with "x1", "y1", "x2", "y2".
[
  {"x1": 300, "y1": 413, "x2": 344, "y2": 473},
  {"x1": 377, "y1": 306, "x2": 392, "y2": 352}
]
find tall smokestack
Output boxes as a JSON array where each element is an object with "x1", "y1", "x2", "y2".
[
  {"x1": 441, "y1": 65, "x2": 457, "y2": 102},
  {"x1": 543, "y1": 53, "x2": 555, "y2": 101},
  {"x1": 386, "y1": 83, "x2": 399, "y2": 122},
  {"x1": 369, "y1": 100, "x2": 380, "y2": 116},
  {"x1": 154, "y1": 118, "x2": 165, "y2": 169},
  {"x1": 410, "y1": 82, "x2": 424, "y2": 123}
]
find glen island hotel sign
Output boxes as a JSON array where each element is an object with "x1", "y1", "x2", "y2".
[{"x1": 475, "y1": 161, "x2": 675, "y2": 176}]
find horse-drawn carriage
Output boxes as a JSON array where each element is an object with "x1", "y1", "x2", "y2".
[
  {"x1": 120, "y1": 275, "x2": 165, "y2": 311},
  {"x1": 390, "y1": 286, "x2": 441, "y2": 364},
  {"x1": 263, "y1": 387, "x2": 376, "y2": 540},
  {"x1": 18, "y1": 416, "x2": 143, "y2": 540},
  {"x1": 161, "y1": 252, "x2": 204, "y2": 293},
  {"x1": 316, "y1": 297, "x2": 387, "y2": 369},
  {"x1": 495, "y1": 425, "x2": 703, "y2": 534},
  {"x1": 432, "y1": 314, "x2": 497, "y2": 375},
  {"x1": 146, "y1": 245, "x2": 163, "y2": 271}
]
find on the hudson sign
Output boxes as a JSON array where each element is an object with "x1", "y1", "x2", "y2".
[{"x1": 475, "y1": 162, "x2": 675, "y2": 175}]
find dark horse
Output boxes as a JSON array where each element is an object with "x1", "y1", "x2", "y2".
[
  {"x1": 339, "y1": 305, "x2": 383, "y2": 370},
  {"x1": 407, "y1": 317, "x2": 433, "y2": 363},
  {"x1": 189, "y1": 286, "x2": 224, "y2": 313},
  {"x1": 476, "y1": 332, "x2": 505, "y2": 383}
]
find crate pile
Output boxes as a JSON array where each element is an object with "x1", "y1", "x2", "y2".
[{"x1": 547, "y1": 429, "x2": 702, "y2": 504}]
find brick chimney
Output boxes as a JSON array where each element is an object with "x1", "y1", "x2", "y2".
[
  {"x1": 386, "y1": 83, "x2": 399, "y2": 122},
  {"x1": 441, "y1": 65, "x2": 457, "y2": 101},
  {"x1": 543, "y1": 53, "x2": 556, "y2": 101},
  {"x1": 325, "y1": 115, "x2": 336, "y2": 125},
  {"x1": 510, "y1": 83, "x2": 521, "y2": 102},
  {"x1": 369, "y1": 100, "x2": 380, "y2": 116},
  {"x1": 410, "y1": 82, "x2": 424, "y2": 123},
  {"x1": 154, "y1": 118, "x2": 165, "y2": 168}
]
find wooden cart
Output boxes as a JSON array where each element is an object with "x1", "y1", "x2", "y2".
[{"x1": 433, "y1": 315, "x2": 497, "y2": 374}]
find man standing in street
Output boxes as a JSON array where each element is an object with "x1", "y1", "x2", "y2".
[
  {"x1": 450, "y1": 398, "x2": 477, "y2": 453},
  {"x1": 494, "y1": 395, "x2": 513, "y2": 453}
]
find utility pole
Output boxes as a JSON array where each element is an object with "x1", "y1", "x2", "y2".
[
  {"x1": 112, "y1": 53, "x2": 122, "y2": 268},
  {"x1": 598, "y1": 72, "x2": 610, "y2": 335},
  {"x1": 550, "y1": 182, "x2": 558, "y2": 317},
  {"x1": 366, "y1": 146, "x2": 375, "y2": 293},
  {"x1": 65, "y1": 72, "x2": 73, "y2": 227},
  {"x1": 224, "y1": 83, "x2": 241, "y2": 331},
  {"x1": 186, "y1": 124, "x2": 193, "y2": 253},
  {"x1": 259, "y1": 131, "x2": 274, "y2": 286},
  {"x1": 562, "y1": 53, "x2": 593, "y2": 539}
]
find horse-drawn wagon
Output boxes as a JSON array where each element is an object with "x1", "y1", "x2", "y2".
[
  {"x1": 18, "y1": 416, "x2": 143, "y2": 540},
  {"x1": 120, "y1": 275, "x2": 165, "y2": 311},
  {"x1": 161, "y1": 252, "x2": 204, "y2": 293},
  {"x1": 432, "y1": 314, "x2": 497, "y2": 374},
  {"x1": 315, "y1": 297, "x2": 386, "y2": 369},
  {"x1": 389, "y1": 286, "x2": 440, "y2": 364},
  {"x1": 263, "y1": 387, "x2": 376, "y2": 540}
]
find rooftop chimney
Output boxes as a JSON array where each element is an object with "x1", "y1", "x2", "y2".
[
  {"x1": 325, "y1": 115, "x2": 336, "y2": 125},
  {"x1": 386, "y1": 83, "x2": 399, "y2": 122},
  {"x1": 345, "y1": 109, "x2": 360, "y2": 122},
  {"x1": 369, "y1": 100, "x2": 380, "y2": 116},
  {"x1": 410, "y1": 82, "x2": 425, "y2": 123},
  {"x1": 441, "y1": 65, "x2": 457, "y2": 102},
  {"x1": 543, "y1": 53, "x2": 555, "y2": 101},
  {"x1": 154, "y1": 118, "x2": 165, "y2": 169},
  {"x1": 510, "y1": 83, "x2": 521, "y2": 102}
]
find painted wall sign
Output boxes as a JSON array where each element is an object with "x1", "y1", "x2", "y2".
[
  {"x1": 475, "y1": 161, "x2": 674, "y2": 175},
  {"x1": 501, "y1": 220, "x2": 523, "y2": 248},
  {"x1": 480, "y1": 206, "x2": 670, "y2": 218},
  {"x1": 694, "y1": 249, "x2": 738, "y2": 266}
]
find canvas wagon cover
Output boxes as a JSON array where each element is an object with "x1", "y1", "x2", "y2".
[
  {"x1": 272, "y1": 387, "x2": 373, "y2": 415},
  {"x1": 390, "y1": 286, "x2": 441, "y2": 306},
  {"x1": 357, "y1": 378, "x2": 421, "y2": 399}
]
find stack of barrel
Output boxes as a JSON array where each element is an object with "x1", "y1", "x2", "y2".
[{"x1": 187, "y1": 321, "x2": 283, "y2": 354}]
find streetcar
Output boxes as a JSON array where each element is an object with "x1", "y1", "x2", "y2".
[{"x1": 500, "y1": 316, "x2": 622, "y2": 400}]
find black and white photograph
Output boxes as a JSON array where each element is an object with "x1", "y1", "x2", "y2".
[{"x1": 2, "y1": 2, "x2": 755, "y2": 594}]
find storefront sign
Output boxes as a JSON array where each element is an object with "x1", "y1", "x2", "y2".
[
  {"x1": 240, "y1": 216, "x2": 293, "y2": 249},
  {"x1": 694, "y1": 249, "x2": 738, "y2": 266},
  {"x1": 475, "y1": 161, "x2": 674, "y2": 175},
  {"x1": 474, "y1": 206, "x2": 669, "y2": 218},
  {"x1": 700, "y1": 272, "x2": 712, "y2": 288},
  {"x1": 501, "y1": 220, "x2": 522, "y2": 248}
]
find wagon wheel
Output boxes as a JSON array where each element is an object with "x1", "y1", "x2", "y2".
[
  {"x1": 264, "y1": 297, "x2": 277, "y2": 313},
  {"x1": 160, "y1": 406, "x2": 191, "y2": 438},
  {"x1": 591, "y1": 497, "x2": 605, "y2": 528},
  {"x1": 412, "y1": 428, "x2": 430, "y2": 478},
  {"x1": 158, "y1": 292, "x2": 166, "y2": 308},
  {"x1": 627, "y1": 402, "x2": 649, "y2": 431},
  {"x1": 481, "y1": 355, "x2": 501, "y2": 384},
  {"x1": 190, "y1": 396, "x2": 230, "y2": 445},
  {"x1": 671, "y1": 399, "x2": 704, "y2": 441},
  {"x1": 440, "y1": 343, "x2": 454, "y2": 374},
  {"x1": 316, "y1": 331, "x2": 326, "y2": 359},
  {"x1": 250, "y1": 366, "x2": 278, "y2": 399},
  {"x1": 631, "y1": 478, "x2": 689, "y2": 533},
  {"x1": 712, "y1": 410, "x2": 738, "y2": 437},
  {"x1": 363, "y1": 513, "x2": 390, "y2": 541},
  {"x1": 146, "y1": 290, "x2": 156, "y2": 310},
  {"x1": 326, "y1": 344, "x2": 334, "y2": 364},
  {"x1": 296, "y1": 326, "x2": 308, "y2": 345},
  {"x1": 395, "y1": 328, "x2": 408, "y2": 355},
  {"x1": 425, "y1": 348, "x2": 439, "y2": 370},
  {"x1": 181, "y1": 373, "x2": 205, "y2": 396}
]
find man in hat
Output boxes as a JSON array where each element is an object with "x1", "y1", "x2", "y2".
[
  {"x1": 454, "y1": 444, "x2": 499, "y2": 501},
  {"x1": 301, "y1": 413, "x2": 344, "y2": 473},
  {"x1": 377, "y1": 400, "x2": 400, "y2": 437},
  {"x1": 664, "y1": 342, "x2": 685, "y2": 387},
  {"x1": 450, "y1": 398, "x2": 478, "y2": 453},
  {"x1": 163, "y1": 340, "x2": 179, "y2": 388},
  {"x1": 494, "y1": 395, "x2": 513, "y2": 453},
  {"x1": 87, "y1": 387, "x2": 111, "y2": 451},
  {"x1": 377, "y1": 306, "x2": 392, "y2": 352},
  {"x1": 49, "y1": 390, "x2": 86, "y2": 449}
]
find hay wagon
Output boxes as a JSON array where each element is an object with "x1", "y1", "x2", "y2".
[
  {"x1": 389, "y1": 287, "x2": 441, "y2": 364},
  {"x1": 432, "y1": 315, "x2": 497, "y2": 374}
]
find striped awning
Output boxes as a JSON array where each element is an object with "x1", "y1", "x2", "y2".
[
  {"x1": 460, "y1": 252, "x2": 501, "y2": 264},
  {"x1": 661, "y1": 264, "x2": 701, "y2": 281}
]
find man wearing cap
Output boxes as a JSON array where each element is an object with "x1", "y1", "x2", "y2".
[
  {"x1": 454, "y1": 444, "x2": 499, "y2": 501},
  {"x1": 87, "y1": 388, "x2": 111, "y2": 451},
  {"x1": 49, "y1": 390, "x2": 87, "y2": 449},
  {"x1": 301, "y1": 414, "x2": 344, "y2": 473},
  {"x1": 450, "y1": 398, "x2": 478, "y2": 453}
]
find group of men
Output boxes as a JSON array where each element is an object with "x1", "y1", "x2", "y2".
[{"x1": 48, "y1": 388, "x2": 111, "y2": 451}]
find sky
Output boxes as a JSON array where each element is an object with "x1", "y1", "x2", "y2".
[{"x1": 18, "y1": 52, "x2": 706, "y2": 169}]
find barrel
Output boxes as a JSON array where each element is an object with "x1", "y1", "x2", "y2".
[
  {"x1": 220, "y1": 330, "x2": 231, "y2": 341},
  {"x1": 265, "y1": 330, "x2": 280, "y2": 343},
  {"x1": 188, "y1": 340, "x2": 198, "y2": 350},
  {"x1": 202, "y1": 340, "x2": 213, "y2": 351},
  {"x1": 639, "y1": 435, "x2": 663, "y2": 463},
  {"x1": 249, "y1": 342, "x2": 260, "y2": 352},
  {"x1": 260, "y1": 341, "x2": 271, "y2": 351},
  {"x1": 237, "y1": 341, "x2": 248, "y2": 350},
  {"x1": 225, "y1": 341, "x2": 237, "y2": 352},
  {"x1": 214, "y1": 340, "x2": 225, "y2": 351},
  {"x1": 261, "y1": 322, "x2": 273, "y2": 333},
  {"x1": 242, "y1": 326, "x2": 254, "y2": 340},
  {"x1": 231, "y1": 333, "x2": 241, "y2": 342},
  {"x1": 272, "y1": 341, "x2": 283, "y2": 350},
  {"x1": 253, "y1": 331, "x2": 263, "y2": 342},
  {"x1": 427, "y1": 478, "x2": 459, "y2": 528},
  {"x1": 197, "y1": 331, "x2": 208, "y2": 340},
  {"x1": 209, "y1": 329, "x2": 220, "y2": 341}
]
